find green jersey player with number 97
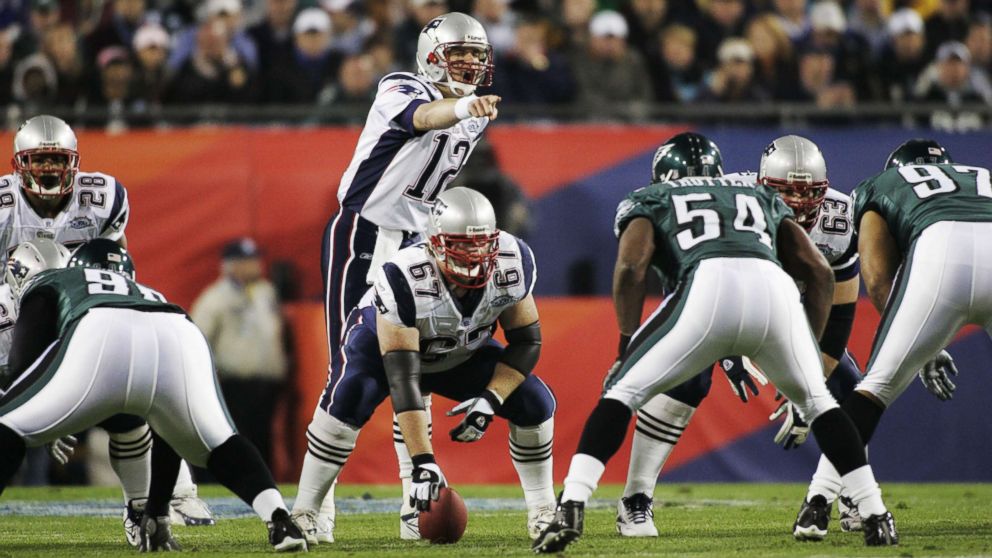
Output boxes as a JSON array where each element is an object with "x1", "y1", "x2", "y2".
[{"x1": 800, "y1": 139, "x2": 991, "y2": 543}]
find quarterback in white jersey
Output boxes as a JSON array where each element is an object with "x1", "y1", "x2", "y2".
[
  {"x1": 295, "y1": 188, "x2": 557, "y2": 544},
  {"x1": 316, "y1": 11, "x2": 501, "y2": 542}
]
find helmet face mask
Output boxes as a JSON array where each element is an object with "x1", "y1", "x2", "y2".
[
  {"x1": 761, "y1": 175, "x2": 828, "y2": 229},
  {"x1": 759, "y1": 135, "x2": 829, "y2": 231},
  {"x1": 12, "y1": 115, "x2": 79, "y2": 199},
  {"x1": 426, "y1": 187, "x2": 500, "y2": 290},
  {"x1": 430, "y1": 231, "x2": 499, "y2": 289},
  {"x1": 417, "y1": 13, "x2": 494, "y2": 97}
]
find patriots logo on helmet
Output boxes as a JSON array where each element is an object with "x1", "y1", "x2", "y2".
[
  {"x1": 5, "y1": 259, "x2": 28, "y2": 282},
  {"x1": 424, "y1": 17, "x2": 445, "y2": 31},
  {"x1": 763, "y1": 142, "x2": 777, "y2": 157}
]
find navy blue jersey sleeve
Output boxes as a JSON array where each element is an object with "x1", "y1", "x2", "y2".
[
  {"x1": 516, "y1": 238, "x2": 537, "y2": 296},
  {"x1": 381, "y1": 262, "x2": 416, "y2": 327},
  {"x1": 832, "y1": 237, "x2": 860, "y2": 281},
  {"x1": 100, "y1": 179, "x2": 129, "y2": 238}
]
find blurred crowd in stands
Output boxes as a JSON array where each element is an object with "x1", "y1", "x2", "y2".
[{"x1": 0, "y1": 0, "x2": 988, "y2": 126}]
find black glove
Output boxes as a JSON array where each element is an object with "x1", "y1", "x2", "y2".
[{"x1": 719, "y1": 356, "x2": 768, "y2": 403}]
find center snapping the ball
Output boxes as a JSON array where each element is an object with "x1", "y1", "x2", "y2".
[{"x1": 418, "y1": 487, "x2": 468, "y2": 544}]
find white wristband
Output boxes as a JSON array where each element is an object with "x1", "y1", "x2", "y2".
[{"x1": 453, "y1": 95, "x2": 477, "y2": 120}]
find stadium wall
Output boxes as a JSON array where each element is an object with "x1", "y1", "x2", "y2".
[{"x1": 35, "y1": 125, "x2": 991, "y2": 483}]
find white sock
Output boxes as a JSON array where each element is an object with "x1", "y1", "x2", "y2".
[
  {"x1": 318, "y1": 479, "x2": 337, "y2": 523},
  {"x1": 509, "y1": 418, "x2": 555, "y2": 511},
  {"x1": 842, "y1": 465, "x2": 886, "y2": 517},
  {"x1": 561, "y1": 454, "x2": 606, "y2": 504},
  {"x1": 395, "y1": 395, "x2": 431, "y2": 517},
  {"x1": 172, "y1": 460, "x2": 197, "y2": 498},
  {"x1": 806, "y1": 454, "x2": 843, "y2": 504},
  {"x1": 252, "y1": 488, "x2": 286, "y2": 522},
  {"x1": 108, "y1": 424, "x2": 152, "y2": 504},
  {"x1": 293, "y1": 410, "x2": 358, "y2": 512},
  {"x1": 624, "y1": 394, "x2": 695, "y2": 498}
]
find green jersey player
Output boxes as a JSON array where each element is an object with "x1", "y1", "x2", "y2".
[
  {"x1": 801, "y1": 139, "x2": 990, "y2": 541},
  {"x1": 533, "y1": 133, "x2": 896, "y2": 553},
  {"x1": 0, "y1": 239, "x2": 307, "y2": 552}
]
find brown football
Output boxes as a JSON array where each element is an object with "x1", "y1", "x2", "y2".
[{"x1": 418, "y1": 487, "x2": 468, "y2": 544}]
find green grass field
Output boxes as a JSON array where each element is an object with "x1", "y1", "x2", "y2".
[{"x1": 1, "y1": 483, "x2": 991, "y2": 557}]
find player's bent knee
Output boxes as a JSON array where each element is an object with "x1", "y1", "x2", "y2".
[
  {"x1": 662, "y1": 369, "x2": 712, "y2": 408},
  {"x1": 98, "y1": 413, "x2": 147, "y2": 434},
  {"x1": 793, "y1": 392, "x2": 838, "y2": 425},
  {"x1": 499, "y1": 376, "x2": 556, "y2": 427}
]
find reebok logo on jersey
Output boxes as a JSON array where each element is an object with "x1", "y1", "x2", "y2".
[{"x1": 722, "y1": 359, "x2": 734, "y2": 370}]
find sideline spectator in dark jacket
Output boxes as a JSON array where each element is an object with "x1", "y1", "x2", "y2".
[
  {"x1": 570, "y1": 10, "x2": 653, "y2": 117},
  {"x1": 879, "y1": 8, "x2": 929, "y2": 102},
  {"x1": 260, "y1": 7, "x2": 341, "y2": 104},
  {"x1": 698, "y1": 38, "x2": 770, "y2": 102},
  {"x1": 491, "y1": 16, "x2": 575, "y2": 106}
]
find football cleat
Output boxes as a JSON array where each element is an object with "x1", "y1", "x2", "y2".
[
  {"x1": 169, "y1": 487, "x2": 216, "y2": 526},
  {"x1": 616, "y1": 493, "x2": 659, "y2": 537},
  {"x1": 123, "y1": 498, "x2": 145, "y2": 548},
  {"x1": 314, "y1": 513, "x2": 335, "y2": 543},
  {"x1": 268, "y1": 508, "x2": 309, "y2": 552},
  {"x1": 290, "y1": 509, "x2": 320, "y2": 547},
  {"x1": 532, "y1": 500, "x2": 584, "y2": 554},
  {"x1": 862, "y1": 511, "x2": 898, "y2": 546},
  {"x1": 838, "y1": 495, "x2": 862, "y2": 532},
  {"x1": 139, "y1": 514, "x2": 181, "y2": 552},
  {"x1": 527, "y1": 504, "x2": 557, "y2": 541},
  {"x1": 400, "y1": 510, "x2": 421, "y2": 540},
  {"x1": 793, "y1": 495, "x2": 830, "y2": 541}
]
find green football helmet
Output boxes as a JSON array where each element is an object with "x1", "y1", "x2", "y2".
[
  {"x1": 651, "y1": 132, "x2": 724, "y2": 182},
  {"x1": 885, "y1": 139, "x2": 953, "y2": 169},
  {"x1": 68, "y1": 238, "x2": 135, "y2": 279}
]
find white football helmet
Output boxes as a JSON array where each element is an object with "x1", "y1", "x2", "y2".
[
  {"x1": 427, "y1": 187, "x2": 499, "y2": 289},
  {"x1": 12, "y1": 115, "x2": 79, "y2": 199},
  {"x1": 416, "y1": 12, "x2": 493, "y2": 97},
  {"x1": 4, "y1": 238, "x2": 71, "y2": 296},
  {"x1": 759, "y1": 135, "x2": 829, "y2": 230}
]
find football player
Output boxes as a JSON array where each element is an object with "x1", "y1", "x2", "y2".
[
  {"x1": 616, "y1": 134, "x2": 867, "y2": 537},
  {"x1": 0, "y1": 239, "x2": 307, "y2": 552},
  {"x1": 310, "y1": 12, "x2": 500, "y2": 541},
  {"x1": 293, "y1": 188, "x2": 556, "y2": 544},
  {"x1": 0, "y1": 115, "x2": 215, "y2": 538},
  {"x1": 533, "y1": 134, "x2": 896, "y2": 553},
  {"x1": 795, "y1": 139, "x2": 983, "y2": 542}
]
